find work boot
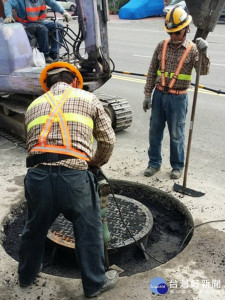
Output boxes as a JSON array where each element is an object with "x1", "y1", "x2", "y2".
[
  {"x1": 49, "y1": 52, "x2": 58, "y2": 61},
  {"x1": 85, "y1": 270, "x2": 119, "y2": 298},
  {"x1": 171, "y1": 169, "x2": 183, "y2": 179},
  {"x1": 44, "y1": 54, "x2": 53, "y2": 64},
  {"x1": 19, "y1": 280, "x2": 34, "y2": 288},
  {"x1": 144, "y1": 167, "x2": 160, "y2": 177},
  {"x1": 19, "y1": 263, "x2": 43, "y2": 288}
]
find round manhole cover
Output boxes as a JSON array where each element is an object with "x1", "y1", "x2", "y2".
[{"x1": 47, "y1": 194, "x2": 154, "y2": 250}]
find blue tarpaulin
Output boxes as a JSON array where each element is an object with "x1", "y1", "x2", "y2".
[{"x1": 119, "y1": 0, "x2": 164, "y2": 20}]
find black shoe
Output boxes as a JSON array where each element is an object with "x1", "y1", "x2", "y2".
[
  {"x1": 19, "y1": 280, "x2": 33, "y2": 288},
  {"x1": 44, "y1": 55, "x2": 53, "y2": 64},
  {"x1": 49, "y1": 52, "x2": 58, "y2": 61},
  {"x1": 19, "y1": 263, "x2": 43, "y2": 288},
  {"x1": 144, "y1": 166, "x2": 160, "y2": 177}
]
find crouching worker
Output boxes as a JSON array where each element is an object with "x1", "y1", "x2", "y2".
[
  {"x1": 4, "y1": 0, "x2": 72, "y2": 63},
  {"x1": 19, "y1": 62, "x2": 118, "y2": 298}
]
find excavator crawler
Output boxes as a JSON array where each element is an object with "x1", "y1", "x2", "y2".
[{"x1": 0, "y1": 0, "x2": 132, "y2": 140}]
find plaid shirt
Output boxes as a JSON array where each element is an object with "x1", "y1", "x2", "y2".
[
  {"x1": 144, "y1": 36, "x2": 210, "y2": 98},
  {"x1": 25, "y1": 82, "x2": 115, "y2": 169}
]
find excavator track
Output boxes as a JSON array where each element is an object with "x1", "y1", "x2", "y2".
[
  {"x1": 94, "y1": 92, "x2": 133, "y2": 132},
  {"x1": 0, "y1": 127, "x2": 27, "y2": 149},
  {"x1": 0, "y1": 95, "x2": 29, "y2": 115},
  {"x1": 0, "y1": 96, "x2": 28, "y2": 140},
  {"x1": 0, "y1": 92, "x2": 132, "y2": 140}
]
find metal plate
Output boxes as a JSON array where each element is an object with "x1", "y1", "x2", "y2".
[{"x1": 47, "y1": 194, "x2": 154, "y2": 250}]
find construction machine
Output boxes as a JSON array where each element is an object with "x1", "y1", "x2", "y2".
[{"x1": 0, "y1": 0, "x2": 133, "y2": 140}]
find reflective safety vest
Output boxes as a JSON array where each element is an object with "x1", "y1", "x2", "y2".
[
  {"x1": 29, "y1": 87, "x2": 92, "y2": 161},
  {"x1": 157, "y1": 38, "x2": 194, "y2": 93},
  {"x1": 17, "y1": 0, "x2": 47, "y2": 23}
]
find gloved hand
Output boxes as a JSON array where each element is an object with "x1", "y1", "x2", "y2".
[
  {"x1": 63, "y1": 10, "x2": 72, "y2": 22},
  {"x1": 143, "y1": 94, "x2": 152, "y2": 112},
  {"x1": 4, "y1": 16, "x2": 15, "y2": 23},
  {"x1": 196, "y1": 37, "x2": 208, "y2": 53}
]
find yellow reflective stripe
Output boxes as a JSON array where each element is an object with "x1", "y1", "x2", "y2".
[
  {"x1": 70, "y1": 90, "x2": 93, "y2": 102},
  {"x1": 157, "y1": 70, "x2": 168, "y2": 77},
  {"x1": 157, "y1": 70, "x2": 192, "y2": 81},
  {"x1": 27, "y1": 96, "x2": 48, "y2": 112},
  {"x1": 50, "y1": 92, "x2": 93, "y2": 103},
  {"x1": 170, "y1": 73, "x2": 191, "y2": 80},
  {"x1": 27, "y1": 115, "x2": 48, "y2": 133},
  {"x1": 27, "y1": 91, "x2": 93, "y2": 112},
  {"x1": 27, "y1": 113, "x2": 93, "y2": 133},
  {"x1": 65, "y1": 113, "x2": 93, "y2": 129},
  {"x1": 27, "y1": 95, "x2": 64, "y2": 112}
]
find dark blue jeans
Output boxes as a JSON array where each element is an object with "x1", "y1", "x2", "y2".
[
  {"x1": 148, "y1": 88, "x2": 188, "y2": 170},
  {"x1": 24, "y1": 20, "x2": 64, "y2": 55},
  {"x1": 18, "y1": 166, "x2": 105, "y2": 296}
]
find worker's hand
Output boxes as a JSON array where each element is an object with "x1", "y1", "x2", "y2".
[
  {"x1": 63, "y1": 11, "x2": 72, "y2": 22},
  {"x1": 4, "y1": 16, "x2": 15, "y2": 24},
  {"x1": 196, "y1": 37, "x2": 208, "y2": 53},
  {"x1": 143, "y1": 95, "x2": 152, "y2": 112}
]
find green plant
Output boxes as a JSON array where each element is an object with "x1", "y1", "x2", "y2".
[
  {"x1": 108, "y1": 0, "x2": 118, "y2": 11},
  {"x1": 118, "y1": 0, "x2": 129, "y2": 9},
  {"x1": 108, "y1": 0, "x2": 129, "y2": 11}
]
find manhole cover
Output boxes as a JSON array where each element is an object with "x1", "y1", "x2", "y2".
[{"x1": 47, "y1": 194, "x2": 154, "y2": 250}]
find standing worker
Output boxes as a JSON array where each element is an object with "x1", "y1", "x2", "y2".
[
  {"x1": 143, "y1": 7, "x2": 210, "y2": 179},
  {"x1": 3, "y1": 0, "x2": 72, "y2": 63},
  {"x1": 19, "y1": 62, "x2": 118, "y2": 298}
]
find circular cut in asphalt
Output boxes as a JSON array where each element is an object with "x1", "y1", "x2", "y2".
[
  {"x1": 48, "y1": 194, "x2": 154, "y2": 250},
  {"x1": 3, "y1": 179, "x2": 194, "y2": 278}
]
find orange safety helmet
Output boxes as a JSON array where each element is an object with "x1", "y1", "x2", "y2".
[
  {"x1": 40, "y1": 62, "x2": 83, "y2": 92},
  {"x1": 164, "y1": 6, "x2": 192, "y2": 33}
]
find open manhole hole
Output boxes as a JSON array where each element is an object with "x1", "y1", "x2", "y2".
[{"x1": 3, "y1": 180, "x2": 194, "y2": 278}]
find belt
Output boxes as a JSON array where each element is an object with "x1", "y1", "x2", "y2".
[
  {"x1": 26, "y1": 153, "x2": 76, "y2": 168},
  {"x1": 157, "y1": 85, "x2": 187, "y2": 95}
]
